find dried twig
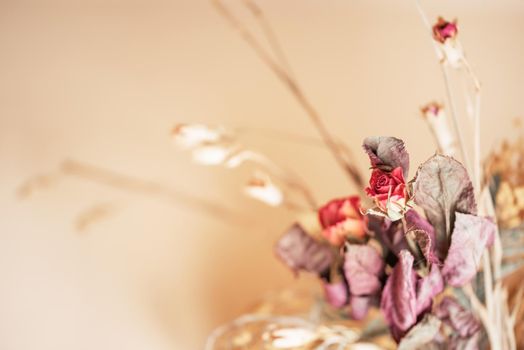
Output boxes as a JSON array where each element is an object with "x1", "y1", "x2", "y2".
[
  {"x1": 60, "y1": 159, "x2": 253, "y2": 226},
  {"x1": 212, "y1": 0, "x2": 364, "y2": 190}
]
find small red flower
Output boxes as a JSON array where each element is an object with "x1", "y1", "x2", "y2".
[
  {"x1": 318, "y1": 196, "x2": 367, "y2": 245},
  {"x1": 432, "y1": 17, "x2": 458, "y2": 44}
]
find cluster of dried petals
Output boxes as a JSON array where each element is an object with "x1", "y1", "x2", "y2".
[{"x1": 274, "y1": 136, "x2": 497, "y2": 347}]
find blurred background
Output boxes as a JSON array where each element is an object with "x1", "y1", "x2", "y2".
[{"x1": 1, "y1": 0, "x2": 523, "y2": 349}]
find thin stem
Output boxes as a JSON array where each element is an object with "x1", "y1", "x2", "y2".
[
  {"x1": 464, "y1": 284, "x2": 500, "y2": 350},
  {"x1": 235, "y1": 126, "x2": 327, "y2": 148},
  {"x1": 483, "y1": 251, "x2": 494, "y2": 320},
  {"x1": 212, "y1": 0, "x2": 364, "y2": 189},
  {"x1": 60, "y1": 159, "x2": 252, "y2": 226},
  {"x1": 242, "y1": 0, "x2": 296, "y2": 81},
  {"x1": 441, "y1": 65, "x2": 472, "y2": 173}
]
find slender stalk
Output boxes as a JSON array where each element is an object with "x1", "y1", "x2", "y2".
[
  {"x1": 483, "y1": 251, "x2": 494, "y2": 320},
  {"x1": 212, "y1": 0, "x2": 364, "y2": 189},
  {"x1": 440, "y1": 65, "x2": 472, "y2": 173},
  {"x1": 464, "y1": 284, "x2": 500, "y2": 350},
  {"x1": 60, "y1": 159, "x2": 252, "y2": 226},
  {"x1": 242, "y1": 0, "x2": 296, "y2": 81}
]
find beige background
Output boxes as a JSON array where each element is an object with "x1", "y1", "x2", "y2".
[{"x1": 1, "y1": 0, "x2": 523, "y2": 349}]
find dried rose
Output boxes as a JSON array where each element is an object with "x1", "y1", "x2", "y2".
[
  {"x1": 432, "y1": 17, "x2": 458, "y2": 44},
  {"x1": 318, "y1": 196, "x2": 367, "y2": 245},
  {"x1": 365, "y1": 167, "x2": 408, "y2": 221}
]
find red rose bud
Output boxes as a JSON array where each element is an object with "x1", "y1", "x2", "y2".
[
  {"x1": 318, "y1": 196, "x2": 367, "y2": 245},
  {"x1": 432, "y1": 17, "x2": 458, "y2": 44},
  {"x1": 365, "y1": 167, "x2": 408, "y2": 221}
]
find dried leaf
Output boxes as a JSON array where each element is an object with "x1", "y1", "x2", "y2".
[
  {"x1": 441, "y1": 213, "x2": 496, "y2": 287},
  {"x1": 434, "y1": 296, "x2": 481, "y2": 338},
  {"x1": 412, "y1": 155, "x2": 476, "y2": 259},
  {"x1": 380, "y1": 250, "x2": 418, "y2": 341},
  {"x1": 412, "y1": 230, "x2": 439, "y2": 264},
  {"x1": 363, "y1": 136, "x2": 410, "y2": 177},
  {"x1": 397, "y1": 314, "x2": 441, "y2": 350},
  {"x1": 415, "y1": 264, "x2": 443, "y2": 315},
  {"x1": 274, "y1": 223, "x2": 334, "y2": 275}
]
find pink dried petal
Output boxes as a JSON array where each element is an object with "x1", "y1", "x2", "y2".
[
  {"x1": 344, "y1": 244, "x2": 384, "y2": 296},
  {"x1": 350, "y1": 295, "x2": 371, "y2": 320},
  {"x1": 323, "y1": 281, "x2": 348, "y2": 309}
]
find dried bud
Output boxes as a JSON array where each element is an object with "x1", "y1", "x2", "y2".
[
  {"x1": 432, "y1": 17, "x2": 458, "y2": 44},
  {"x1": 421, "y1": 102, "x2": 457, "y2": 156},
  {"x1": 244, "y1": 172, "x2": 284, "y2": 206},
  {"x1": 432, "y1": 17, "x2": 463, "y2": 67}
]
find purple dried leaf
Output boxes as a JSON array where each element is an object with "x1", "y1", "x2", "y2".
[
  {"x1": 416, "y1": 264, "x2": 444, "y2": 315},
  {"x1": 412, "y1": 155, "x2": 477, "y2": 260},
  {"x1": 381, "y1": 250, "x2": 418, "y2": 341},
  {"x1": 397, "y1": 314, "x2": 442, "y2": 350},
  {"x1": 350, "y1": 295, "x2": 371, "y2": 320},
  {"x1": 322, "y1": 281, "x2": 348, "y2": 309},
  {"x1": 442, "y1": 213, "x2": 496, "y2": 287},
  {"x1": 363, "y1": 136, "x2": 410, "y2": 177},
  {"x1": 343, "y1": 243, "x2": 384, "y2": 296},
  {"x1": 435, "y1": 296, "x2": 481, "y2": 338},
  {"x1": 275, "y1": 223, "x2": 334, "y2": 275}
]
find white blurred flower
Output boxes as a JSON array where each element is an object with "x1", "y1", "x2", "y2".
[
  {"x1": 421, "y1": 102, "x2": 457, "y2": 156},
  {"x1": 172, "y1": 124, "x2": 225, "y2": 149},
  {"x1": 225, "y1": 150, "x2": 260, "y2": 168},
  {"x1": 191, "y1": 144, "x2": 234, "y2": 165},
  {"x1": 269, "y1": 327, "x2": 317, "y2": 349},
  {"x1": 244, "y1": 172, "x2": 284, "y2": 207}
]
